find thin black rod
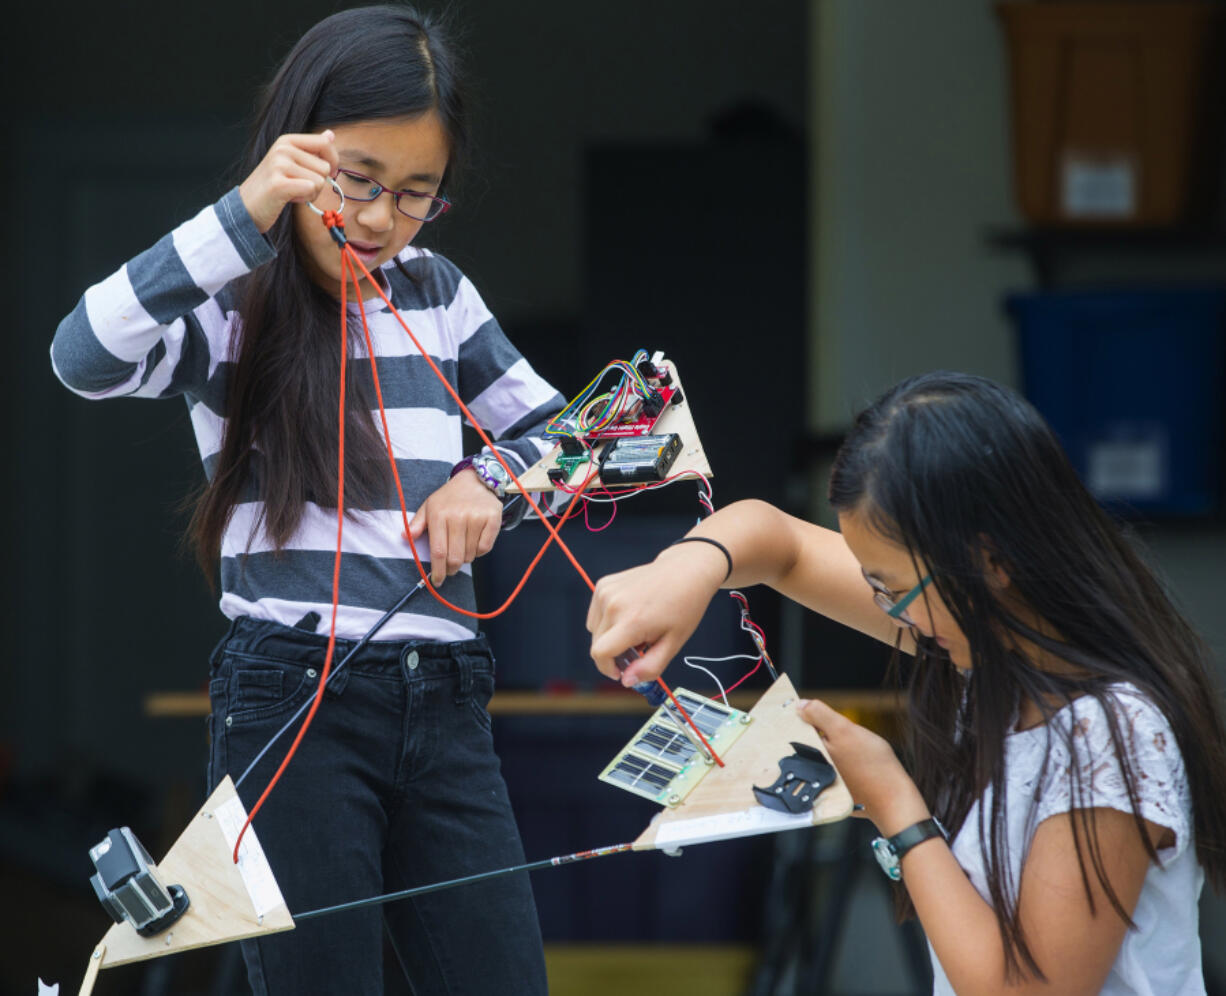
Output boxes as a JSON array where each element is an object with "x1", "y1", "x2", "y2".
[
  {"x1": 292, "y1": 843, "x2": 635, "y2": 922},
  {"x1": 234, "y1": 580, "x2": 427, "y2": 789}
]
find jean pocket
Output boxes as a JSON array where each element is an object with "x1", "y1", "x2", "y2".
[{"x1": 225, "y1": 657, "x2": 315, "y2": 727}]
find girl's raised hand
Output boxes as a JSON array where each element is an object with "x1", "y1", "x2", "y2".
[
  {"x1": 587, "y1": 545, "x2": 728, "y2": 688},
  {"x1": 797, "y1": 698, "x2": 930, "y2": 836},
  {"x1": 239, "y1": 131, "x2": 340, "y2": 234}
]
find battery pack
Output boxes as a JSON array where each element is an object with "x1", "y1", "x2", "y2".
[{"x1": 599, "y1": 433, "x2": 683, "y2": 485}]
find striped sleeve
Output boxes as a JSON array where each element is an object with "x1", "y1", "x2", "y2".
[
  {"x1": 451, "y1": 267, "x2": 567, "y2": 522},
  {"x1": 444, "y1": 265, "x2": 564, "y2": 471},
  {"x1": 393, "y1": 249, "x2": 567, "y2": 524},
  {"x1": 50, "y1": 187, "x2": 274, "y2": 400}
]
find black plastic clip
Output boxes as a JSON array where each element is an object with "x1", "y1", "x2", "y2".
[{"x1": 753, "y1": 741, "x2": 836, "y2": 815}]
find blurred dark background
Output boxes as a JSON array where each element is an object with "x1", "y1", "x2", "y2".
[{"x1": 4, "y1": 1, "x2": 1226, "y2": 994}]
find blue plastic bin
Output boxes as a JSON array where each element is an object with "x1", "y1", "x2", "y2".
[{"x1": 1007, "y1": 287, "x2": 1226, "y2": 517}]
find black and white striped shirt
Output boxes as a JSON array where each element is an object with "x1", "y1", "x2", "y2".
[{"x1": 52, "y1": 187, "x2": 565, "y2": 642}]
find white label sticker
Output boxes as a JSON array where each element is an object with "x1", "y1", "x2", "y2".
[
  {"x1": 214, "y1": 797, "x2": 284, "y2": 918},
  {"x1": 653, "y1": 807, "x2": 814, "y2": 850},
  {"x1": 1087, "y1": 436, "x2": 1166, "y2": 500},
  {"x1": 1062, "y1": 155, "x2": 1136, "y2": 218}
]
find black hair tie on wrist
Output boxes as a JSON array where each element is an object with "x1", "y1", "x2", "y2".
[{"x1": 669, "y1": 536, "x2": 733, "y2": 583}]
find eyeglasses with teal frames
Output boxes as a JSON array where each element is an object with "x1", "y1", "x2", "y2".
[{"x1": 862, "y1": 570, "x2": 933, "y2": 628}]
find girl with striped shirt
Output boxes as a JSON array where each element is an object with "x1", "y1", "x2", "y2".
[{"x1": 53, "y1": 7, "x2": 558, "y2": 993}]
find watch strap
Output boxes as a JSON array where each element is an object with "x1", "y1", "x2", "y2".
[
  {"x1": 452, "y1": 452, "x2": 511, "y2": 497},
  {"x1": 888, "y1": 817, "x2": 946, "y2": 861},
  {"x1": 450, "y1": 452, "x2": 525, "y2": 526}
]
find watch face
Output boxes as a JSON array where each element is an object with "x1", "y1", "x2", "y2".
[
  {"x1": 871, "y1": 837, "x2": 902, "y2": 881},
  {"x1": 475, "y1": 455, "x2": 510, "y2": 496}
]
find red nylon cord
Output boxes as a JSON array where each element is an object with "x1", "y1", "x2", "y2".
[
  {"x1": 231, "y1": 243, "x2": 353, "y2": 861},
  {"x1": 335, "y1": 243, "x2": 722, "y2": 766},
  {"x1": 346, "y1": 263, "x2": 597, "y2": 617},
  {"x1": 232, "y1": 213, "x2": 723, "y2": 859}
]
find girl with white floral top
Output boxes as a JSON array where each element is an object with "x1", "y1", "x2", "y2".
[{"x1": 587, "y1": 371, "x2": 1226, "y2": 994}]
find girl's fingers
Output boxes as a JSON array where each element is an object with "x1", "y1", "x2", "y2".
[
  {"x1": 318, "y1": 130, "x2": 339, "y2": 175},
  {"x1": 584, "y1": 580, "x2": 610, "y2": 635},
  {"x1": 283, "y1": 145, "x2": 337, "y2": 183},
  {"x1": 441, "y1": 511, "x2": 499, "y2": 579},
  {"x1": 796, "y1": 698, "x2": 848, "y2": 739},
  {"x1": 618, "y1": 639, "x2": 673, "y2": 685},
  {"x1": 586, "y1": 561, "x2": 713, "y2": 684},
  {"x1": 428, "y1": 518, "x2": 449, "y2": 586},
  {"x1": 240, "y1": 132, "x2": 341, "y2": 233},
  {"x1": 278, "y1": 129, "x2": 335, "y2": 158},
  {"x1": 590, "y1": 621, "x2": 645, "y2": 681},
  {"x1": 590, "y1": 622, "x2": 674, "y2": 685},
  {"x1": 278, "y1": 175, "x2": 327, "y2": 206},
  {"x1": 300, "y1": 129, "x2": 338, "y2": 175},
  {"x1": 475, "y1": 514, "x2": 500, "y2": 559},
  {"x1": 273, "y1": 162, "x2": 331, "y2": 207}
]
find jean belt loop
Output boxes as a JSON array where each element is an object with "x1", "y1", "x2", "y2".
[
  {"x1": 208, "y1": 616, "x2": 244, "y2": 673},
  {"x1": 455, "y1": 651, "x2": 473, "y2": 705},
  {"x1": 324, "y1": 650, "x2": 351, "y2": 697}
]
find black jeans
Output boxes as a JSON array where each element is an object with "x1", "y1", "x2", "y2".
[{"x1": 207, "y1": 617, "x2": 548, "y2": 995}]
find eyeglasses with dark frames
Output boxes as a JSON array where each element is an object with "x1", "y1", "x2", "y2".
[
  {"x1": 333, "y1": 167, "x2": 451, "y2": 222},
  {"x1": 861, "y1": 569, "x2": 933, "y2": 628}
]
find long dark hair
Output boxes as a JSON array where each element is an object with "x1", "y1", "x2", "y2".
[
  {"x1": 190, "y1": 4, "x2": 469, "y2": 575},
  {"x1": 828, "y1": 370, "x2": 1226, "y2": 980}
]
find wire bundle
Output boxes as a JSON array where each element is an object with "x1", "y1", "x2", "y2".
[
  {"x1": 545, "y1": 349, "x2": 655, "y2": 441},
  {"x1": 683, "y1": 590, "x2": 780, "y2": 705}
]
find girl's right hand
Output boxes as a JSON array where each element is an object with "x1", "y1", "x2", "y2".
[
  {"x1": 796, "y1": 698, "x2": 929, "y2": 836},
  {"x1": 238, "y1": 131, "x2": 340, "y2": 234},
  {"x1": 587, "y1": 544, "x2": 728, "y2": 687}
]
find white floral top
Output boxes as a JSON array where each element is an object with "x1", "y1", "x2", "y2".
[{"x1": 931, "y1": 683, "x2": 1204, "y2": 995}]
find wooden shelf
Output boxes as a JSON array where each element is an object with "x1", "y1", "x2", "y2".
[
  {"x1": 145, "y1": 686, "x2": 903, "y2": 719},
  {"x1": 543, "y1": 944, "x2": 756, "y2": 996},
  {"x1": 985, "y1": 224, "x2": 1226, "y2": 287}
]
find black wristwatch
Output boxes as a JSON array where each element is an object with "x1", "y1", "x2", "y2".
[{"x1": 871, "y1": 817, "x2": 947, "y2": 881}]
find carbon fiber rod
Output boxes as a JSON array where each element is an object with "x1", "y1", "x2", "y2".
[{"x1": 292, "y1": 843, "x2": 635, "y2": 922}]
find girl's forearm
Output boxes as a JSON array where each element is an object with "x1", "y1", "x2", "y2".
[
  {"x1": 899, "y1": 839, "x2": 1019, "y2": 994},
  {"x1": 664, "y1": 499, "x2": 807, "y2": 589},
  {"x1": 668, "y1": 499, "x2": 900, "y2": 648}
]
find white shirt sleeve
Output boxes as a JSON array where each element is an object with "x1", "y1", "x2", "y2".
[{"x1": 1035, "y1": 687, "x2": 1191, "y2": 858}]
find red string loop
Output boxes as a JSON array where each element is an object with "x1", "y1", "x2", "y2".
[{"x1": 322, "y1": 209, "x2": 344, "y2": 230}]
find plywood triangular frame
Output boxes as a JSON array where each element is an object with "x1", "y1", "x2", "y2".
[
  {"x1": 94, "y1": 775, "x2": 294, "y2": 972},
  {"x1": 633, "y1": 673, "x2": 854, "y2": 850},
  {"x1": 507, "y1": 353, "x2": 713, "y2": 494}
]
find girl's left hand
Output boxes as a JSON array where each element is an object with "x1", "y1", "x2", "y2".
[
  {"x1": 797, "y1": 698, "x2": 930, "y2": 837},
  {"x1": 409, "y1": 471, "x2": 503, "y2": 587}
]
